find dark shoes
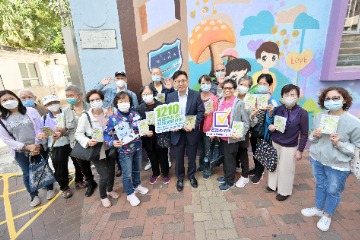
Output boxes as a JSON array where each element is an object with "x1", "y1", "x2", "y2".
[
  {"x1": 219, "y1": 183, "x2": 234, "y2": 191},
  {"x1": 276, "y1": 194, "x2": 290, "y2": 201},
  {"x1": 85, "y1": 181, "x2": 98, "y2": 197},
  {"x1": 203, "y1": 163, "x2": 211, "y2": 180},
  {"x1": 190, "y1": 178, "x2": 198, "y2": 188},
  {"x1": 217, "y1": 176, "x2": 225, "y2": 184},
  {"x1": 176, "y1": 179, "x2": 184, "y2": 192},
  {"x1": 251, "y1": 174, "x2": 263, "y2": 184},
  {"x1": 264, "y1": 186, "x2": 276, "y2": 193},
  {"x1": 247, "y1": 169, "x2": 256, "y2": 176}
]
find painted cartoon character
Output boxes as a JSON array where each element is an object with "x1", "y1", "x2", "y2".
[
  {"x1": 252, "y1": 41, "x2": 279, "y2": 91},
  {"x1": 225, "y1": 58, "x2": 252, "y2": 82}
]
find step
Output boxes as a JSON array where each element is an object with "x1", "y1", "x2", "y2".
[
  {"x1": 340, "y1": 41, "x2": 360, "y2": 48},
  {"x1": 341, "y1": 34, "x2": 360, "y2": 42},
  {"x1": 338, "y1": 48, "x2": 360, "y2": 55},
  {"x1": 337, "y1": 54, "x2": 360, "y2": 66}
]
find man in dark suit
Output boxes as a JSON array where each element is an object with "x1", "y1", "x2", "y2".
[{"x1": 166, "y1": 70, "x2": 205, "y2": 192}]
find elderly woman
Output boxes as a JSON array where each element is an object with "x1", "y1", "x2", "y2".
[
  {"x1": 301, "y1": 87, "x2": 360, "y2": 232},
  {"x1": 267, "y1": 84, "x2": 309, "y2": 201},
  {"x1": 216, "y1": 79, "x2": 250, "y2": 191},
  {"x1": 75, "y1": 90, "x2": 118, "y2": 208},
  {"x1": 136, "y1": 85, "x2": 170, "y2": 184},
  {"x1": 0, "y1": 90, "x2": 55, "y2": 207},
  {"x1": 248, "y1": 74, "x2": 277, "y2": 184},
  {"x1": 234, "y1": 75, "x2": 258, "y2": 188}
]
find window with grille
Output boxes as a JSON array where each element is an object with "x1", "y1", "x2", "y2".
[{"x1": 18, "y1": 63, "x2": 41, "y2": 87}]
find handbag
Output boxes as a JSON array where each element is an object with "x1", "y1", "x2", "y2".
[
  {"x1": 254, "y1": 138, "x2": 278, "y2": 172},
  {"x1": 250, "y1": 122, "x2": 264, "y2": 138},
  {"x1": 350, "y1": 147, "x2": 360, "y2": 180},
  {"x1": 156, "y1": 132, "x2": 171, "y2": 148},
  {"x1": 70, "y1": 112, "x2": 103, "y2": 161},
  {"x1": 29, "y1": 152, "x2": 56, "y2": 192}
]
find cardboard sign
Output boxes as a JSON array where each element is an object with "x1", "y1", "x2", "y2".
[
  {"x1": 206, "y1": 108, "x2": 232, "y2": 137},
  {"x1": 154, "y1": 102, "x2": 184, "y2": 133},
  {"x1": 115, "y1": 122, "x2": 138, "y2": 145}
]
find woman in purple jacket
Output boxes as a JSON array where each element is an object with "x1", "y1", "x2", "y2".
[
  {"x1": 0, "y1": 90, "x2": 55, "y2": 207},
  {"x1": 267, "y1": 84, "x2": 309, "y2": 201}
]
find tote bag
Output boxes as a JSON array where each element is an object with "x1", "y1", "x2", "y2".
[{"x1": 254, "y1": 139, "x2": 278, "y2": 172}]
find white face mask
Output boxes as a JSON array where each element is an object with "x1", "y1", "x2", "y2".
[
  {"x1": 116, "y1": 80, "x2": 126, "y2": 88},
  {"x1": 90, "y1": 100, "x2": 103, "y2": 109},
  {"x1": 47, "y1": 104, "x2": 61, "y2": 112},
  {"x1": 142, "y1": 94, "x2": 154, "y2": 104},
  {"x1": 2, "y1": 100, "x2": 19, "y2": 110},
  {"x1": 282, "y1": 97, "x2": 298, "y2": 108},
  {"x1": 237, "y1": 85, "x2": 249, "y2": 95},
  {"x1": 117, "y1": 102, "x2": 130, "y2": 112}
]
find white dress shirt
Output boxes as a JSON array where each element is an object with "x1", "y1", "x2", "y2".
[{"x1": 178, "y1": 88, "x2": 189, "y2": 116}]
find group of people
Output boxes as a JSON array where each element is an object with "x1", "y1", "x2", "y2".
[{"x1": 0, "y1": 62, "x2": 359, "y2": 232}]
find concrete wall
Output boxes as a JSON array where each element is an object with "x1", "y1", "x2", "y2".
[{"x1": 69, "y1": 0, "x2": 126, "y2": 91}]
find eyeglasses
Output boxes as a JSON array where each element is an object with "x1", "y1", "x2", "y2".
[
  {"x1": 90, "y1": 99, "x2": 102, "y2": 102},
  {"x1": 223, "y1": 87, "x2": 234, "y2": 90},
  {"x1": 142, "y1": 94, "x2": 152, "y2": 97},
  {"x1": 176, "y1": 79, "x2": 188, "y2": 84},
  {"x1": 325, "y1": 96, "x2": 341, "y2": 101},
  {"x1": 215, "y1": 69, "x2": 225, "y2": 72}
]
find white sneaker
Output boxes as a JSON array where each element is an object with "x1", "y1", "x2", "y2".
[
  {"x1": 144, "y1": 160, "x2": 152, "y2": 171},
  {"x1": 235, "y1": 177, "x2": 249, "y2": 188},
  {"x1": 134, "y1": 185, "x2": 149, "y2": 195},
  {"x1": 301, "y1": 207, "x2": 324, "y2": 217},
  {"x1": 30, "y1": 196, "x2": 41, "y2": 207},
  {"x1": 236, "y1": 167, "x2": 242, "y2": 173},
  {"x1": 317, "y1": 215, "x2": 331, "y2": 231},
  {"x1": 46, "y1": 190, "x2": 56, "y2": 200},
  {"x1": 168, "y1": 159, "x2": 172, "y2": 168},
  {"x1": 127, "y1": 193, "x2": 140, "y2": 207}
]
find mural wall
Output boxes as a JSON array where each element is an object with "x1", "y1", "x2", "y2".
[{"x1": 183, "y1": 0, "x2": 360, "y2": 121}]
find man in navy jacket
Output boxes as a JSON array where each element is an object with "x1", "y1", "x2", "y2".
[{"x1": 166, "y1": 70, "x2": 204, "y2": 191}]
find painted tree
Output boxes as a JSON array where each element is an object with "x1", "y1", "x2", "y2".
[{"x1": 0, "y1": 0, "x2": 71, "y2": 53}]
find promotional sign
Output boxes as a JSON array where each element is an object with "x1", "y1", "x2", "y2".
[
  {"x1": 206, "y1": 108, "x2": 232, "y2": 137},
  {"x1": 154, "y1": 102, "x2": 184, "y2": 133}
]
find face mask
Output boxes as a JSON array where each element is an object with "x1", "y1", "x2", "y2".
[
  {"x1": 215, "y1": 71, "x2": 225, "y2": 78},
  {"x1": 90, "y1": 100, "x2": 103, "y2": 109},
  {"x1": 282, "y1": 97, "x2": 298, "y2": 108},
  {"x1": 152, "y1": 75, "x2": 161, "y2": 82},
  {"x1": 237, "y1": 85, "x2": 249, "y2": 95},
  {"x1": 66, "y1": 98, "x2": 78, "y2": 105},
  {"x1": 200, "y1": 83, "x2": 212, "y2": 92},
  {"x1": 116, "y1": 80, "x2": 126, "y2": 88},
  {"x1": 142, "y1": 94, "x2": 154, "y2": 104},
  {"x1": 324, "y1": 100, "x2": 343, "y2": 111},
  {"x1": 2, "y1": 100, "x2": 19, "y2": 110},
  {"x1": 22, "y1": 99, "x2": 35, "y2": 107},
  {"x1": 258, "y1": 85, "x2": 269, "y2": 94},
  {"x1": 117, "y1": 102, "x2": 130, "y2": 112},
  {"x1": 47, "y1": 104, "x2": 61, "y2": 112}
]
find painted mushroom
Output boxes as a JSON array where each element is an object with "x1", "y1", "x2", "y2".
[{"x1": 188, "y1": 19, "x2": 236, "y2": 76}]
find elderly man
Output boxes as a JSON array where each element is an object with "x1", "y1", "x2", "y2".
[
  {"x1": 94, "y1": 71, "x2": 138, "y2": 108},
  {"x1": 212, "y1": 63, "x2": 227, "y2": 97},
  {"x1": 166, "y1": 70, "x2": 204, "y2": 192},
  {"x1": 18, "y1": 88, "x2": 48, "y2": 116},
  {"x1": 55, "y1": 85, "x2": 97, "y2": 197}
]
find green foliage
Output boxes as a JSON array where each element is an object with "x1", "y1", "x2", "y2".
[{"x1": 0, "y1": 0, "x2": 71, "y2": 53}]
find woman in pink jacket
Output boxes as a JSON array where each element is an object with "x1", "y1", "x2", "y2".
[{"x1": 198, "y1": 75, "x2": 219, "y2": 179}]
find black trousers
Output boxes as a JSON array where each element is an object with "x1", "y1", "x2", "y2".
[
  {"x1": 91, "y1": 151, "x2": 115, "y2": 199},
  {"x1": 220, "y1": 140, "x2": 239, "y2": 186},
  {"x1": 71, "y1": 156, "x2": 94, "y2": 183},
  {"x1": 173, "y1": 131, "x2": 198, "y2": 180},
  {"x1": 144, "y1": 141, "x2": 169, "y2": 177},
  {"x1": 250, "y1": 136, "x2": 265, "y2": 177},
  {"x1": 236, "y1": 132, "x2": 250, "y2": 178},
  {"x1": 51, "y1": 144, "x2": 71, "y2": 191}
]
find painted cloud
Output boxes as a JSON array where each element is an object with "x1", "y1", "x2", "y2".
[
  {"x1": 240, "y1": 11, "x2": 275, "y2": 36},
  {"x1": 276, "y1": 4, "x2": 307, "y2": 24}
]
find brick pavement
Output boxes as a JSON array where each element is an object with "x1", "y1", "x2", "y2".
[{"x1": 2, "y1": 150, "x2": 360, "y2": 240}]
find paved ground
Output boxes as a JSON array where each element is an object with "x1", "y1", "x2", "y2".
[{"x1": 1, "y1": 150, "x2": 360, "y2": 240}]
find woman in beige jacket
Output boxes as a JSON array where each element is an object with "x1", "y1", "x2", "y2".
[{"x1": 75, "y1": 89, "x2": 119, "y2": 208}]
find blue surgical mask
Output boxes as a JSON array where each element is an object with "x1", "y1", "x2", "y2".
[
  {"x1": 215, "y1": 71, "x2": 225, "y2": 78},
  {"x1": 258, "y1": 85, "x2": 269, "y2": 94},
  {"x1": 152, "y1": 75, "x2": 161, "y2": 82},
  {"x1": 324, "y1": 100, "x2": 343, "y2": 111},
  {"x1": 22, "y1": 99, "x2": 35, "y2": 107},
  {"x1": 66, "y1": 98, "x2": 78, "y2": 105},
  {"x1": 200, "y1": 83, "x2": 211, "y2": 92}
]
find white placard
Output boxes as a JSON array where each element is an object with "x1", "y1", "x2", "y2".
[{"x1": 79, "y1": 30, "x2": 117, "y2": 49}]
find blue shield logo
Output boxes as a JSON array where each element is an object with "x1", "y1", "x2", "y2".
[{"x1": 148, "y1": 39, "x2": 183, "y2": 79}]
